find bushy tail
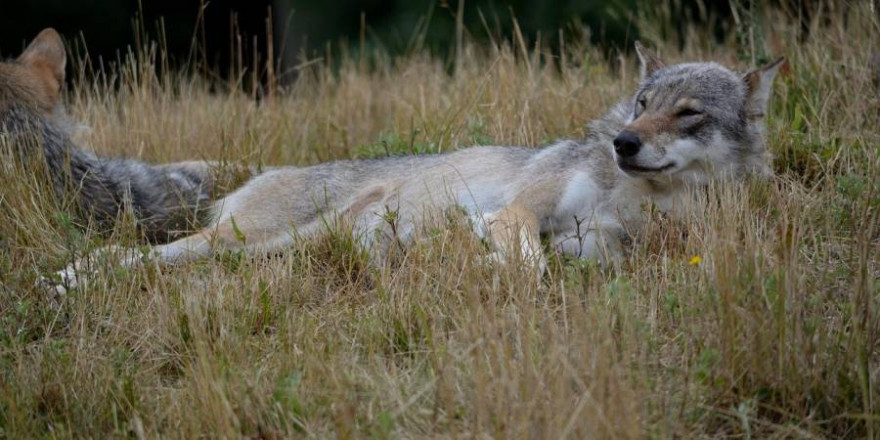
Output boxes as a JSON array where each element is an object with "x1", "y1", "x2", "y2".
[{"x1": 2, "y1": 105, "x2": 221, "y2": 243}]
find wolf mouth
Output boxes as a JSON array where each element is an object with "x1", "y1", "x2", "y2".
[{"x1": 617, "y1": 161, "x2": 675, "y2": 174}]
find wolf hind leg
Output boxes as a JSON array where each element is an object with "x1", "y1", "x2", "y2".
[
  {"x1": 41, "y1": 217, "x2": 297, "y2": 300},
  {"x1": 40, "y1": 228, "x2": 215, "y2": 299}
]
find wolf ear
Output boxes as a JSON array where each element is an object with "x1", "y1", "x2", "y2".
[
  {"x1": 634, "y1": 41, "x2": 665, "y2": 81},
  {"x1": 743, "y1": 57, "x2": 785, "y2": 119},
  {"x1": 17, "y1": 28, "x2": 66, "y2": 85}
]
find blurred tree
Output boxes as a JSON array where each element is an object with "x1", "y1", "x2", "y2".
[
  {"x1": 277, "y1": 0, "x2": 643, "y2": 62},
  {"x1": 1, "y1": 0, "x2": 749, "y2": 81},
  {"x1": 0, "y1": 0, "x2": 272, "y2": 78}
]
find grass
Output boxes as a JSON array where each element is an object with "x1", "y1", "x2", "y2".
[{"x1": 1, "y1": 4, "x2": 879, "y2": 439}]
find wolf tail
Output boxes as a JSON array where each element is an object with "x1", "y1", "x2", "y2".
[{"x1": 3, "y1": 104, "x2": 220, "y2": 243}]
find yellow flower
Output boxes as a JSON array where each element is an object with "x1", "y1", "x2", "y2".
[{"x1": 688, "y1": 255, "x2": 702, "y2": 266}]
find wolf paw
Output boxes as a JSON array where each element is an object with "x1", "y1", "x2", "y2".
[{"x1": 477, "y1": 251, "x2": 548, "y2": 279}]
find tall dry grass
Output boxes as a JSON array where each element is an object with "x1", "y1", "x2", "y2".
[{"x1": 1, "y1": 3, "x2": 879, "y2": 438}]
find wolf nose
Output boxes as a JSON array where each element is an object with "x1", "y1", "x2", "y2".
[{"x1": 613, "y1": 131, "x2": 642, "y2": 157}]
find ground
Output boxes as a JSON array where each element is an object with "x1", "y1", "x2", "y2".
[{"x1": 1, "y1": 5, "x2": 878, "y2": 439}]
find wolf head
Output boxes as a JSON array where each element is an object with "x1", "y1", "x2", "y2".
[
  {"x1": 0, "y1": 28, "x2": 66, "y2": 117},
  {"x1": 1, "y1": 29, "x2": 93, "y2": 143},
  {"x1": 612, "y1": 42, "x2": 784, "y2": 183}
]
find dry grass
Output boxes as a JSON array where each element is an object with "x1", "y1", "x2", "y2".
[{"x1": 1, "y1": 4, "x2": 879, "y2": 439}]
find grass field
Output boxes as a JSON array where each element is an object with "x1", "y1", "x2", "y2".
[{"x1": 1, "y1": 3, "x2": 879, "y2": 438}]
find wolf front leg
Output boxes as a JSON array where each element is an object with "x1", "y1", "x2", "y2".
[
  {"x1": 552, "y1": 226, "x2": 625, "y2": 268},
  {"x1": 480, "y1": 203, "x2": 547, "y2": 276}
]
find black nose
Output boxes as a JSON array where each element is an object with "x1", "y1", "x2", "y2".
[{"x1": 613, "y1": 130, "x2": 642, "y2": 157}]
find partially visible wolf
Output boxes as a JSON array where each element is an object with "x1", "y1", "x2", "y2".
[
  {"x1": 1, "y1": 28, "x2": 228, "y2": 242},
  {"x1": 43, "y1": 37, "x2": 783, "y2": 294}
]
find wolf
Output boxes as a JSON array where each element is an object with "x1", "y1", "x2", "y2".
[
  {"x1": 1, "y1": 28, "x2": 239, "y2": 243},
  {"x1": 42, "y1": 40, "x2": 784, "y2": 294}
]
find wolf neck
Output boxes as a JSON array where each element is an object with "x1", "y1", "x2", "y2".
[{"x1": 587, "y1": 100, "x2": 630, "y2": 147}]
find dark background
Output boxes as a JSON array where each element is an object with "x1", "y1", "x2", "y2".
[
  {"x1": 0, "y1": 0, "x2": 781, "y2": 80},
  {"x1": 0, "y1": 0, "x2": 275, "y2": 74}
]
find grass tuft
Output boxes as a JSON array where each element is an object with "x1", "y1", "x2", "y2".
[{"x1": 1, "y1": 3, "x2": 879, "y2": 438}]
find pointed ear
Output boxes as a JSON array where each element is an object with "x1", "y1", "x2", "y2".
[
  {"x1": 17, "y1": 28, "x2": 66, "y2": 85},
  {"x1": 743, "y1": 57, "x2": 785, "y2": 119},
  {"x1": 634, "y1": 41, "x2": 665, "y2": 81}
]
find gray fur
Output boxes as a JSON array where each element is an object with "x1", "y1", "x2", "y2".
[
  {"x1": 1, "y1": 103, "x2": 213, "y2": 242},
  {"x1": 639, "y1": 63, "x2": 750, "y2": 143},
  {"x1": 44, "y1": 51, "x2": 784, "y2": 294}
]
